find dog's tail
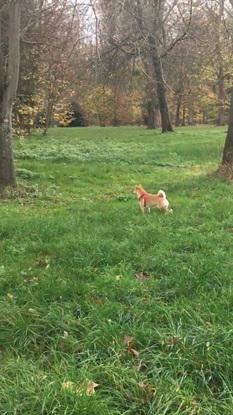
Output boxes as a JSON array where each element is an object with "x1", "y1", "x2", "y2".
[{"x1": 158, "y1": 190, "x2": 166, "y2": 198}]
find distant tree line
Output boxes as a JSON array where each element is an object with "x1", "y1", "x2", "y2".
[{"x1": 1, "y1": 0, "x2": 233, "y2": 188}]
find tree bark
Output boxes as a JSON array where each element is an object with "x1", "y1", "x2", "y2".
[
  {"x1": 222, "y1": 89, "x2": 233, "y2": 165},
  {"x1": 146, "y1": 93, "x2": 160, "y2": 129},
  {"x1": 43, "y1": 99, "x2": 54, "y2": 135},
  {"x1": 175, "y1": 94, "x2": 182, "y2": 126},
  {"x1": 216, "y1": 0, "x2": 225, "y2": 126},
  {"x1": 216, "y1": 65, "x2": 225, "y2": 126},
  {"x1": 149, "y1": 37, "x2": 173, "y2": 133},
  {"x1": 182, "y1": 104, "x2": 186, "y2": 126},
  {"x1": 134, "y1": 0, "x2": 173, "y2": 133},
  {"x1": 0, "y1": 0, "x2": 22, "y2": 188}
]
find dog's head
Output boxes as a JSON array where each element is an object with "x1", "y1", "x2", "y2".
[{"x1": 134, "y1": 184, "x2": 144, "y2": 194}]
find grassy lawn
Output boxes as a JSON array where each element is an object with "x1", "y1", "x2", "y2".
[{"x1": 1, "y1": 126, "x2": 233, "y2": 414}]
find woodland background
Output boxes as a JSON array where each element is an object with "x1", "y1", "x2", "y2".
[{"x1": 6, "y1": 0, "x2": 233, "y2": 134}]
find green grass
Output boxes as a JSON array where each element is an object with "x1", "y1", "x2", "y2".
[{"x1": 1, "y1": 125, "x2": 233, "y2": 414}]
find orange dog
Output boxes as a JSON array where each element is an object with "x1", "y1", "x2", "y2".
[{"x1": 135, "y1": 185, "x2": 172, "y2": 214}]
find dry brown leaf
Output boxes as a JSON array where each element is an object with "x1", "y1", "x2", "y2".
[
  {"x1": 123, "y1": 335, "x2": 134, "y2": 347},
  {"x1": 137, "y1": 360, "x2": 147, "y2": 372},
  {"x1": 135, "y1": 271, "x2": 150, "y2": 282},
  {"x1": 36, "y1": 257, "x2": 50, "y2": 269},
  {"x1": 138, "y1": 381, "x2": 156, "y2": 403},
  {"x1": 166, "y1": 336, "x2": 181, "y2": 346},
  {"x1": 139, "y1": 381, "x2": 155, "y2": 393},
  {"x1": 62, "y1": 380, "x2": 99, "y2": 396},
  {"x1": 24, "y1": 276, "x2": 39, "y2": 285},
  {"x1": 123, "y1": 335, "x2": 140, "y2": 358},
  {"x1": 86, "y1": 381, "x2": 99, "y2": 396},
  {"x1": 129, "y1": 347, "x2": 140, "y2": 358},
  {"x1": 62, "y1": 381, "x2": 76, "y2": 392},
  {"x1": 93, "y1": 297, "x2": 104, "y2": 305}
]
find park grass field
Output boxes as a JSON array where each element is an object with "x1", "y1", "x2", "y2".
[{"x1": 1, "y1": 126, "x2": 233, "y2": 414}]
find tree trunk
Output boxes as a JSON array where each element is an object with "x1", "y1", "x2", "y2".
[
  {"x1": 112, "y1": 86, "x2": 120, "y2": 126},
  {"x1": 43, "y1": 99, "x2": 53, "y2": 136},
  {"x1": 216, "y1": 0, "x2": 225, "y2": 126},
  {"x1": 216, "y1": 66, "x2": 225, "y2": 126},
  {"x1": 147, "y1": 103, "x2": 156, "y2": 129},
  {"x1": 0, "y1": 1, "x2": 21, "y2": 188},
  {"x1": 0, "y1": 112, "x2": 16, "y2": 188},
  {"x1": 143, "y1": 61, "x2": 160, "y2": 129},
  {"x1": 222, "y1": 89, "x2": 233, "y2": 165},
  {"x1": 182, "y1": 104, "x2": 186, "y2": 126},
  {"x1": 149, "y1": 37, "x2": 173, "y2": 133},
  {"x1": 146, "y1": 96, "x2": 160, "y2": 129},
  {"x1": 175, "y1": 94, "x2": 182, "y2": 126}
]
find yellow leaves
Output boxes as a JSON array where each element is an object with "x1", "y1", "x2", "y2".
[
  {"x1": 62, "y1": 381, "x2": 76, "y2": 392},
  {"x1": 62, "y1": 380, "x2": 99, "y2": 396},
  {"x1": 85, "y1": 381, "x2": 100, "y2": 396},
  {"x1": 84, "y1": 85, "x2": 114, "y2": 126},
  {"x1": 82, "y1": 84, "x2": 144, "y2": 126}
]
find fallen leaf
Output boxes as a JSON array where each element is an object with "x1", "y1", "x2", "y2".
[
  {"x1": 123, "y1": 335, "x2": 140, "y2": 358},
  {"x1": 36, "y1": 257, "x2": 50, "y2": 269},
  {"x1": 138, "y1": 381, "x2": 156, "y2": 402},
  {"x1": 139, "y1": 381, "x2": 155, "y2": 393},
  {"x1": 129, "y1": 347, "x2": 140, "y2": 358},
  {"x1": 135, "y1": 271, "x2": 150, "y2": 282},
  {"x1": 137, "y1": 360, "x2": 147, "y2": 372},
  {"x1": 24, "y1": 276, "x2": 39, "y2": 285},
  {"x1": 28, "y1": 308, "x2": 39, "y2": 315},
  {"x1": 169, "y1": 336, "x2": 180, "y2": 345},
  {"x1": 62, "y1": 381, "x2": 76, "y2": 392},
  {"x1": 7, "y1": 293, "x2": 14, "y2": 301},
  {"x1": 62, "y1": 380, "x2": 99, "y2": 396},
  {"x1": 86, "y1": 381, "x2": 99, "y2": 396},
  {"x1": 93, "y1": 297, "x2": 104, "y2": 305},
  {"x1": 123, "y1": 335, "x2": 134, "y2": 347}
]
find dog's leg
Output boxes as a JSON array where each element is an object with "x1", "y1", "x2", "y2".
[
  {"x1": 139, "y1": 201, "x2": 145, "y2": 214},
  {"x1": 164, "y1": 207, "x2": 173, "y2": 214}
]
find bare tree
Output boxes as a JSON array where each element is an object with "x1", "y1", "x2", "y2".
[
  {"x1": 0, "y1": 0, "x2": 22, "y2": 189},
  {"x1": 124, "y1": 0, "x2": 174, "y2": 132},
  {"x1": 98, "y1": 0, "x2": 193, "y2": 132}
]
